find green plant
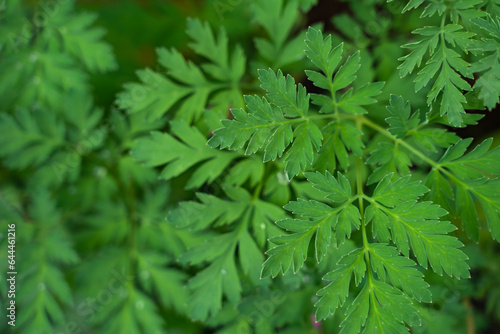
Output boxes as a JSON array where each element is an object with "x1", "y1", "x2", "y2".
[{"x1": 1, "y1": 0, "x2": 500, "y2": 333}]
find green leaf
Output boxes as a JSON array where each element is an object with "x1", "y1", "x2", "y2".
[
  {"x1": 338, "y1": 283, "x2": 370, "y2": 334},
  {"x1": 258, "y1": 68, "x2": 309, "y2": 118},
  {"x1": 169, "y1": 192, "x2": 247, "y2": 231},
  {"x1": 253, "y1": 0, "x2": 306, "y2": 67},
  {"x1": 184, "y1": 244, "x2": 241, "y2": 321},
  {"x1": 454, "y1": 177, "x2": 500, "y2": 241},
  {"x1": 132, "y1": 120, "x2": 238, "y2": 189},
  {"x1": 283, "y1": 121, "x2": 323, "y2": 177},
  {"x1": 333, "y1": 51, "x2": 361, "y2": 91},
  {"x1": 386, "y1": 95, "x2": 420, "y2": 138},
  {"x1": 398, "y1": 26, "x2": 440, "y2": 77},
  {"x1": 50, "y1": 11, "x2": 117, "y2": 72},
  {"x1": 440, "y1": 138, "x2": 500, "y2": 179},
  {"x1": 224, "y1": 156, "x2": 265, "y2": 187},
  {"x1": 363, "y1": 279, "x2": 419, "y2": 332},
  {"x1": 262, "y1": 218, "x2": 326, "y2": 277},
  {"x1": 95, "y1": 288, "x2": 164, "y2": 334},
  {"x1": 117, "y1": 18, "x2": 245, "y2": 122},
  {"x1": 305, "y1": 27, "x2": 344, "y2": 79},
  {"x1": 305, "y1": 27, "x2": 383, "y2": 114},
  {"x1": 368, "y1": 244, "x2": 431, "y2": 303},
  {"x1": 210, "y1": 28, "x2": 384, "y2": 178},
  {"x1": 337, "y1": 82, "x2": 386, "y2": 115},
  {"x1": 305, "y1": 171, "x2": 353, "y2": 202},
  {"x1": 15, "y1": 190, "x2": 78, "y2": 333},
  {"x1": 262, "y1": 171, "x2": 359, "y2": 277},
  {"x1": 137, "y1": 252, "x2": 188, "y2": 313},
  {"x1": 400, "y1": 0, "x2": 425, "y2": 13},
  {"x1": 366, "y1": 141, "x2": 412, "y2": 184},
  {"x1": 399, "y1": 23, "x2": 475, "y2": 126},
  {"x1": 384, "y1": 95, "x2": 460, "y2": 155},
  {"x1": 320, "y1": 247, "x2": 422, "y2": 333},
  {"x1": 371, "y1": 200, "x2": 469, "y2": 278},
  {"x1": 116, "y1": 68, "x2": 190, "y2": 120},
  {"x1": 208, "y1": 95, "x2": 292, "y2": 156},
  {"x1": 470, "y1": 178, "x2": 500, "y2": 241},
  {"x1": 372, "y1": 174, "x2": 428, "y2": 207},
  {"x1": 435, "y1": 138, "x2": 500, "y2": 240},
  {"x1": 186, "y1": 18, "x2": 245, "y2": 82},
  {"x1": 0, "y1": 51, "x2": 88, "y2": 111},
  {"x1": 209, "y1": 72, "x2": 322, "y2": 177},
  {"x1": 0, "y1": 108, "x2": 65, "y2": 169},
  {"x1": 366, "y1": 176, "x2": 470, "y2": 278},
  {"x1": 470, "y1": 16, "x2": 500, "y2": 109},
  {"x1": 315, "y1": 248, "x2": 365, "y2": 320},
  {"x1": 315, "y1": 121, "x2": 364, "y2": 172},
  {"x1": 170, "y1": 187, "x2": 283, "y2": 320},
  {"x1": 425, "y1": 168, "x2": 454, "y2": 213}
]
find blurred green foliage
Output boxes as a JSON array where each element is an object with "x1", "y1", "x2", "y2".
[{"x1": 1, "y1": 0, "x2": 500, "y2": 333}]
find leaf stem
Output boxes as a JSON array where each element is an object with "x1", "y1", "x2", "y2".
[
  {"x1": 313, "y1": 111, "x2": 494, "y2": 216},
  {"x1": 356, "y1": 157, "x2": 368, "y2": 248},
  {"x1": 353, "y1": 115, "x2": 497, "y2": 207},
  {"x1": 355, "y1": 117, "x2": 373, "y2": 294},
  {"x1": 464, "y1": 297, "x2": 476, "y2": 334}
]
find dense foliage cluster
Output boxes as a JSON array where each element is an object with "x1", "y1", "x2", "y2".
[{"x1": 1, "y1": 0, "x2": 500, "y2": 333}]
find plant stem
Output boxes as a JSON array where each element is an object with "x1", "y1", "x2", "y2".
[{"x1": 464, "y1": 297, "x2": 476, "y2": 334}]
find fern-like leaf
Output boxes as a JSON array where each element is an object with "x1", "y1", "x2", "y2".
[
  {"x1": 169, "y1": 186, "x2": 284, "y2": 320},
  {"x1": 117, "y1": 18, "x2": 245, "y2": 123},
  {"x1": 263, "y1": 171, "x2": 469, "y2": 331},
  {"x1": 132, "y1": 120, "x2": 240, "y2": 189}
]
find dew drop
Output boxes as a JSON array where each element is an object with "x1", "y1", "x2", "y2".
[
  {"x1": 135, "y1": 300, "x2": 145, "y2": 310},
  {"x1": 93, "y1": 166, "x2": 107, "y2": 178}
]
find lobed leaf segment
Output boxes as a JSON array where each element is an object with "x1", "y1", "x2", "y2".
[
  {"x1": 209, "y1": 27, "x2": 384, "y2": 178},
  {"x1": 393, "y1": 0, "x2": 500, "y2": 126}
]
